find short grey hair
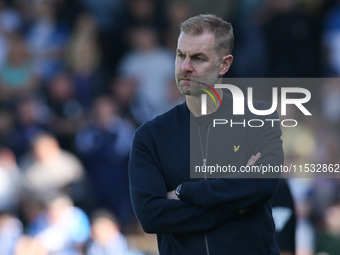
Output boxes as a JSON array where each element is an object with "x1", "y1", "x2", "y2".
[{"x1": 180, "y1": 14, "x2": 234, "y2": 56}]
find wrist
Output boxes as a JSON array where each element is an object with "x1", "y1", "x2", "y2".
[{"x1": 175, "y1": 184, "x2": 182, "y2": 198}]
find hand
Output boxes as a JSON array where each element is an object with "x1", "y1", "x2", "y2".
[
  {"x1": 246, "y1": 152, "x2": 261, "y2": 166},
  {"x1": 239, "y1": 152, "x2": 261, "y2": 215},
  {"x1": 167, "y1": 190, "x2": 180, "y2": 201}
]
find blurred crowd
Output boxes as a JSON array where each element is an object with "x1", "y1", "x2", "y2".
[{"x1": 0, "y1": 0, "x2": 339, "y2": 254}]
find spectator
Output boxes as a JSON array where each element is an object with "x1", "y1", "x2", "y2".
[
  {"x1": 0, "y1": 147, "x2": 21, "y2": 213},
  {"x1": 228, "y1": 0, "x2": 268, "y2": 77},
  {"x1": 26, "y1": 193, "x2": 90, "y2": 255},
  {"x1": 66, "y1": 13, "x2": 102, "y2": 109},
  {"x1": 0, "y1": 34, "x2": 39, "y2": 101},
  {"x1": 0, "y1": 0, "x2": 21, "y2": 69},
  {"x1": 82, "y1": 0, "x2": 124, "y2": 32},
  {"x1": 316, "y1": 203, "x2": 340, "y2": 255},
  {"x1": 0, "y1": 213, "x2": 23, "y2": 255},
  {"x1": 4, "y1": 96, "x2": 48, "y2": 160},
  {"x1": 321, "y1": 80, "x2": 340, "y2": 125},
  {"x1": 260, "y1": 0, "x2": 322, "y2": 77},
  {"x1": 46, "y1": 72, "x2": 84, "y2": 150},
  {"x1": 119, "y1": 26, "x2": 174, "y2": 123},
  {"x1": 25, "y1": 0, "x2": 69, "y2": 81},
  {"x1": 21, "y1": 133, "x2": 86, "y2": 206},
  {"x1": 111, "y1": 76, "x2": 138, "y2": 125},
  {"x1": 126, "y1": 0, "x2": 167, "y2": 37},
  {"x1": 81, "y1": 0, "x2": 126, "y2": 77},
  {"x1": 163, "y1": 0, "x2": 192, "y2": 52},
  {"x1": 15, "y1": 235, "x2": 47, "y2": 255},
  {"x1": 289, "y1": 178, "x2": 315, "y2": 255},
  {"x1": 323, "y1": 1, "x2": 340, "y2": 76},
  {"x1": 75, "y1": 96, "x2": 136, "y2": 231},
  {"x1": 87, "y1": 209, "x2": 143, "y2": 255}
]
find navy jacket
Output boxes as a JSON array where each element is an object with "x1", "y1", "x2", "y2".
[{"x1": 129, "y1": 94, "x2": 283, "y2": 255}]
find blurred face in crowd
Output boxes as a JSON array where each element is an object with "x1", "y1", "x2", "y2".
[
  {"x1": 35, "y1": 0, "x2": 54, "y2": 20},
  {"x1": 167, "y1": 1, "x2": 191, "y2": 27},
  {"x1": 111, "y1": 77, "x2": 136, "y2": 106},
  {"x1": 175, "y1": 32, "x2": 225, "y2": 96},
  {"x1": 130, "y1": 27, "x2": 158, "y2": 51},
  {"x1": 76, "y1": 14, "x2": 97, "y2": 33},
  {"x1": 49, "y1": 74, "x2": 74, "y2": 102},
  {"x1": 9, "y1": 37, "x2": 28, "y2": 66},
  {"x1": 130, "y1": 0, "x2": 155, "y2": 21},
  {"x1": 47, "y1": 196, "x2": 72, "y2": 224},
  {"x1": 91, "y1": 217, "x2": 120, "y2": 245},
  {"x1": 94, "y1": 97, "x2": 117, "y2": 125},
  {"x1": 0, "y1": 148, "x2": 16, "y2": 170},
  {"x1": 268, "y1": 0, "x2": 297, "y2": 12},
  {"x1": 17, "y1": 100, "x2": 37, "y2": 125},
  {"x1": 33, "y1": 135, "x2": 60, "y2": 161},
  {"x1": 325, "y1": 204, "x2": 340, "y2": 235}
]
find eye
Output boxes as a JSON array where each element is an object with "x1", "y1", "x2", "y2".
[
  {"x1": 177, "y1": 53, "x2": 185, "y2": 59},
  {"x1": 193, "y1": 56, "x2": 204, "y2": 62}
]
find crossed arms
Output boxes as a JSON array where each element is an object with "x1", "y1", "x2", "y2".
[{"x1": 129, "y1": 110, "x2": 283, "y2": 234}]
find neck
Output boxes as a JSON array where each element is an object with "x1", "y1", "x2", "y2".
[{"x1": 186, "y1": 88, "x2": 223, "y2": 117}]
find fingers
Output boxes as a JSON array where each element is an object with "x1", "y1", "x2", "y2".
[
  {"x1": 253, "y1": 152, "x2": 261, "y2": 162},
  {"x1": 246, "y1": 152, "x2": 261, "y2": 166}
]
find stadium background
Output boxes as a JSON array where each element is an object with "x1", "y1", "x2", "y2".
[{"x1": 0, "y1": 0, "x2": 339, "y2": 254}]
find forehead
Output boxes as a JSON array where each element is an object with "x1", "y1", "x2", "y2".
[{"x1": 177, "y1": 32, "x2": 215, "y2": 54}]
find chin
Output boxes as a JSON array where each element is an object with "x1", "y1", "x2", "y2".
[
  {"x1": 178, "y1": 87, "x2": 190, "y2": 95},
  {"x1": 176, "y1": 84, "x2": 188, "y2": 95},
  {"x1": 177, "y1": 83, "x2": 202, "y2": 96}
]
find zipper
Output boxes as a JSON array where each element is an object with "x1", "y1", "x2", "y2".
[
  {"x1": 196, "y1": 123, "x2": 212, "y2": 255},
  {"x1": 203, "y1": 161, "x2": 209, "y2": 255},
  {"x1": 205, "y1": 232, "x2": 210, "y2": 255},
  {"x1": 203, "y1": 158, "x2": 207, "y2": 179}
]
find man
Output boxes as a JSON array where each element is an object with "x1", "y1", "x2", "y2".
[{"x1": 129, "y1": 14, "x2": 283, "y2": 255}]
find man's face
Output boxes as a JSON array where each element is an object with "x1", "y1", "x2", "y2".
[{"x1": 175, "y1": 32, "x2": 221, "y2": 95}]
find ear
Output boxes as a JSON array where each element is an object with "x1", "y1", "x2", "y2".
[{"x1": 219, "y1": 54, "x2": 233, "y2": 76}]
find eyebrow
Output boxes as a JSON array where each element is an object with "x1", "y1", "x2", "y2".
[{"x1": 177, "y1": 49, "x2": 208, "y2": 59}]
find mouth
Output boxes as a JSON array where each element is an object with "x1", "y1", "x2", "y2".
[{"x1": 179, "y1": 78, "x2": 191, "y2": 82}]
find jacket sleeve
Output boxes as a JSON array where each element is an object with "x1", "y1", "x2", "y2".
[
  {"x1": 129, "y1": 127, "x2": 241, "y2": 234},
  {"x1": 179, "y1": 106, "x2": 283, "y2": 210}
]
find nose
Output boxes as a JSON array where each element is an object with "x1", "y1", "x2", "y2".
[{"x1": 181, "y1": 57, "x2": 194, "y2": 73}]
